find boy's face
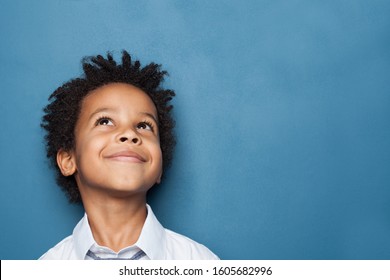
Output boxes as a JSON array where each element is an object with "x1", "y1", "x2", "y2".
[{"x1": 58, "y1": 83, "x2": 162, "y2": 198}]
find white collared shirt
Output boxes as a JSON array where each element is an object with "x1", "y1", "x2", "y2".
[{"x1": 39, "y1": 205, "x2": 219, "y2": 260}]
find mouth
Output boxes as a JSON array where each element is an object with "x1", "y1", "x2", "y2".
[{"x1": 106, "y1": 150, "x2": 146, "y2": 163}]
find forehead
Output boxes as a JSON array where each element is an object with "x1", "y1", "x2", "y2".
[{"x1": 81, "y1": 83, "x2": 158, "y2": 116}]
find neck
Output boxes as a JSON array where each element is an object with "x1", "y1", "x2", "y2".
[{"x1": 82, "y1": 192, "x2": 148, "y2": 252}]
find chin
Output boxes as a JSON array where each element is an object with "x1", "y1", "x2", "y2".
[{"x1": 109, "y1": 181, "x2": 153, "y2": 194}]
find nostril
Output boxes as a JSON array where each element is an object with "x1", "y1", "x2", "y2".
[
  {"x1": 132, "y1": 138, "x2": 139, "y2": 144},
  {"x1": 120, "y1": 137, "x2": 128, "y2": 142}
]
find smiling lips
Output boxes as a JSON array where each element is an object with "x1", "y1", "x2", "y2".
[{"x1": 106, "y1": 151, "x2": 146, "y2": 163}]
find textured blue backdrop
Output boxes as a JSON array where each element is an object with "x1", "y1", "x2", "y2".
[{"x1": 1, "y1": 0, "x2": 389, "y2": 260}]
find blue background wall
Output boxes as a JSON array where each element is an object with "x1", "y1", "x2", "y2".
[{"x1": 1, "y1": 0, "x2": 389, "y2": 260}]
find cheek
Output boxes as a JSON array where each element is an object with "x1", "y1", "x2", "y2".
[
  {"x1": 76, "y1": 134, "x2": 107, "y2": 159},
  {"x1": 153, "y1": 144, "x2": 163, "y2": 161},
  {"x1": 150, "y1": 140, "x2": 163, "y2": 165}
]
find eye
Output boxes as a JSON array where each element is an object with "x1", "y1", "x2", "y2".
[
  {"x1": 95, "y1": 117, "x2": 113, "y2": 126},
  {"x1": 137, "y1": 121, "x2": 154, "y2": 131}
]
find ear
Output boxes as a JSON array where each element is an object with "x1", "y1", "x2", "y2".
[
  {"x1": 56, "y1": 149, "x2": 77, "y2": 176},
  {"x1": 156, "y1": 172, "x2": 162, "y2": 184}
]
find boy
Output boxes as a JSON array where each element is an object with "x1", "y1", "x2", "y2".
[{"x1": 40, "y1": 51, "x2": 218, "y2": 260}]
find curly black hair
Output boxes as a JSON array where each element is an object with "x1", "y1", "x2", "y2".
[{"x1": 41, "y1": 51, "x2": 176, "y2": 204}]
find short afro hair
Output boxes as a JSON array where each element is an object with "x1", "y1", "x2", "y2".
[{"x1": 41, "y1": 51, "x2": 176, "y2": 204}]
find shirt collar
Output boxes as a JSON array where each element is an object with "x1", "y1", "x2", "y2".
[
  {"x1": 73, "y1": 213, "x2": 96, "y2": 259},
  {"x1": 72, "y1": 204, "x2": 167, "y2": 260},
  {"x1": 135, "y1": 204, "x2": 167, "y2": 260}
]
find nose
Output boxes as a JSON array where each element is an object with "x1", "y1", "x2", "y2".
[
  {"x1": 117, "y1": 129, "x2": 141, "y2": 145},
  {"x1": 119, "y1": 136, "x2": 139, "y2": 144}
]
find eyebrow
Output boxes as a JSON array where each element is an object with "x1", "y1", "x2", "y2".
[
  {"x1": 88, "y1": 108, "x2": 158, "y2": 124},
  {"x1": 140, "y1": 112, "x2": 159, "y2": 125},
  {"x1": 88, "y1": 108, "x2": 114, "y2": 122}
]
